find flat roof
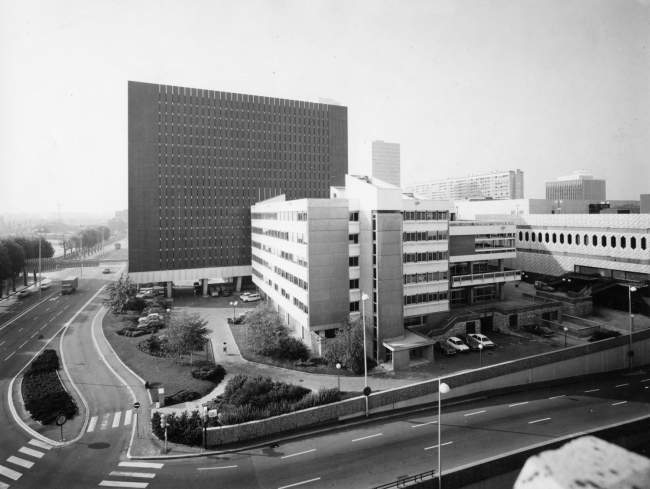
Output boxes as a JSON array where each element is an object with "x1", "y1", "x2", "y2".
[{"x1": 383, "y1": 329, "x2": 435, "y2": 352}]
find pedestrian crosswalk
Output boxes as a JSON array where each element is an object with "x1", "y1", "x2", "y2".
[
  {"x1": 98, "y1": 461, "x2": 164, "y2": 488},
  {"x1": 88, "y1": 410, "x2": 133, "y2": 432},
  {"x1": 0, "y1": 438, "x2": 52, "y2": 488}
]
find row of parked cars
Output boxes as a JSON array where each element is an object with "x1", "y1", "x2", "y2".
[{"x1": 434, "y1": 333, "x2": 496, "y2": 355}]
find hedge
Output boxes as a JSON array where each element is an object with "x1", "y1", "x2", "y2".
[
  {"x1": 22, "y1": 349, "x2": 78, "y2": 425},
  {"x1": 151, "y1": 410, "x2": 203, "y2": 446}
]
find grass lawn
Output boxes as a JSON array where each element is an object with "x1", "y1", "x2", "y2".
[
  {"x1": 103, "y1": 312, "x2": 223, "y2": 403},
  {"x1": 229, "y1": 321, "x2": 362, "y2": 377}
]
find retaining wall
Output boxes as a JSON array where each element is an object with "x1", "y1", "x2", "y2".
[{"x1": 206, "y1": 328, "x2": 650, "y2": 446}]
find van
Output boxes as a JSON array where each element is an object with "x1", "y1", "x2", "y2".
[{"x1": 241, "y1": 293, "x2": 260, "y2": 303}]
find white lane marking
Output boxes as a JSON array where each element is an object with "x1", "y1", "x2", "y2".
[
  {"x1": 99, "y1": 482, "x2": 148, "y2": 488},
  {"x1": 0, "y1": 341, "x2": 4, "y2": 346},
  {"x1": 33, "y1": 317, "x2": 37, "y2": 320},
  {"x1": 118, "y1": 462, "x2": 164, "y2": 469},
  {"x1": 281, "y1": 449, "x2": 316, "y2": 459},
  {"x1": 87, "y1": 416, "x2": 98, "y2": 432},
  {"x1": 278, "y1": 478, "x2": 321, "y2": 489},
  {"x1": 612, "y1": 401, "x2": 627, "y2": 406},
  {"x1": 19, "y1": 341, "x2": 27, "y2": 348},
  {"x1": 615, "y1": 384, "x2": 628, "y2": 388},
  {"x1": 548, "y1": 395, "x2": 565, "y2": 399},
  {"x1": 124, "y1": 410, "x2": 132, "y2": 426},
  {"x1": 528, "y1": 418, "x2": 551, "y2": 424},
  {"x1": 31, "y1": 332, "x2": 38, "y2": 338},
  {"x1": 464, "y1": 410, "x2": 485, "y2": 417},
  {"x1": 412, "y1": 420, "x2": 437, "y2": 428},
  {"x1": 18, "y1": 447, "x2": 44, "y2": 459},
  {"x1": 352, "y1": 433, "x2": 382, "y2": 442},
  {"x1": 46, "y1": 308, "x2": 50, "y2": 311},
  {"x1": 7, "y1": 456, "x2": 34, "y2": 469},
  {"x1": 424, "y1": 441, "x2": 453, "y2": 450},
  {"x1": 509, "y1": 402, "x2": 528, "y2": 407},
  {"x1": 641, "y1": 379, "x2": 650, "y2": 383},
  {"x1": 5, "y1": 352, "x2": 15, "y2": 361},
  {"x1": 28, "y1": 439, "x2": 52, "y2": 450},
  {"x1": 100, "y1": 413, "x2": 110, "y2": 430},
  {"x1": 18, "y1": 328, "x2": 22, "y2": 332},
  {"x1": 197, "y1": 465, "x2": 238, "y2": 470},
  {"x1": 0, "y1": 464, "x2": 22, "y2": 480},
  {"x1": 585, "y1": 389, "x2": 599, "y2": 393},
  {"x1": 112, "y1": 411, "x2": 122, "y2": 428},
  {"x1": 109, "y1": 471, "x2": 156, "y2": 478}
]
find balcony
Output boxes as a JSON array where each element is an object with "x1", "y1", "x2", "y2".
[{"x1": 451, "y1": 270, "x2": 522, "y2": 288}]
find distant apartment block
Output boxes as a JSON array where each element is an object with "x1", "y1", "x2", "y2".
[
  {"x1": 453, "y1": 199, "x2": 640, "y2": 219},
  {"x1": 128, "y1": 81, "x2": 348, "y2": 288},
  {"x1": 251, "y1": 175, "x2": 519, "y2": 370},
  {"x1": 371, "y1": 140, "x2": 401, "y2": 187},
  {"x1": 405, "y1": 170, "x2": 524, "y2": 201},
  {"x1": 545, "y1": 170, "x2": 606, "y2": 201}
]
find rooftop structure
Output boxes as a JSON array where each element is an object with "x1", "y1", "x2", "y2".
[{"x1": 371, "y1": 140, "x2": 401, "y2": 188}]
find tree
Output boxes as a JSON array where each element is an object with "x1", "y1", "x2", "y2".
[
  {"x1": 322, "y1": 317, "x2": 366, "y2": 374},
  {"x1": 166, "y1": 310, "x2": 209, "y2": 364},
  {"x1": 0, "y1": 243, "x2": 12, "y2": 298},
  {"x1": 244, "y1": 303, "x2": 286, "y2": 356},
  {"x1": 1, "y1": 239, "x2": 25, "y2": 292},
  {"x1": 59, "y1": 240, "x2": 74, "y2": 260},
  {"x1": 102, "y1": 274, "x2": 138, "y2": 317}
]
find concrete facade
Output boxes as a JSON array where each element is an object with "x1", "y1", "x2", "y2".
[
  {"x1": 371, "y1": 140, "x2": 401, "y2": 188},
  {"x1": 546, "y1": 172, "x2": 606, "y2": 201}
]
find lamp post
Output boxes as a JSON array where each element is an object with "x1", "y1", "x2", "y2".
[
  {"x1": 627, "y1": 286, "x2": 637, "y2": 369},
  {"x1": 336, "y1": 363, "x2": 341, "y2": 392},
  {"x1": 478, "y1": 344, "x2": 483, "y2": 368},
  {"x1": 230, "y1": 301, "x2": 238, "y2": 321},
  {"x1": 361, "y1": 292, "x2": 370, "y2": 417},
  {"x1": 36, "y1": 228, "x2": 44, "y2": 297},
  {"x1": 563, "y1": 327, "x2": 568, "y2": 348},
  {"x1": 78, "y1": 225, "x2": 84, "y2": 276},
  {"x1": 438, "y1": 380, "x2": 450, "y2": 488}
]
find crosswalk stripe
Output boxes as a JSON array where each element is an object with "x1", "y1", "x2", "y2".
[
  {"x1": 28, "y1": 439, "x2": 52, "y2": 450},
  {"x1": 0, "y1": 464, "x2": 22, "y2": 481},
  {"x1": 124, "y1": 410, "x2": 132, "y2": 426},
  {"x1": 18, "y1": 447, "x2": 44, "y2": 459},
  {"x1": 100, "y1": 413, "x2": 110, "y2": 430},
  {"x1": 112, "y1": 412, "x2": 122, "y2": 428},
  {"x1": 0, "y1": 480, "x2": 10, "y2": 489},
  {"x1": 99, "y1": 481, "x2": 149, "y2": 488},
  {"x1": 7, "y1": 456, "x2": 34, "y2": 469},
  {"x1": 109, "y1": 471, "x2": 156, "y2": 479},
  {"x1": 88, "y1": 416, "x2": 98, "y2": 432},
  {"x1": 118, "y1": 462, "x2": 164, "y2": 469}
]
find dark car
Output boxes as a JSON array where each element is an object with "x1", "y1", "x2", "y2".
[
  {"x1": 522, "y1": 324, "x2": 555, "y2": 338},
  {"x1": 588, "y1": 329, "x2": 622, "y2": 342},
  {"x1": 434, "y1": 341, "x2": 456, "y2": 356},
  {"x1": 222, "y1": 289, "x2": 232, "y2": 297},
  {"x1": 457, "y1": 334, "x2": 482, "y2": 351}
]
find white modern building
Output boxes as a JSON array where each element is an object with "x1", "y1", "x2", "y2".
[
  {"x1": 371, "y1": 140, "x2": 401, "y2": 188},
  {"x1": 545, "y1": 170, "x2": 606, "y2": 201},
  {"x1": 405, "y1": 170, "x2": 524, "y2": 201},
  {"x1": 251, "y1": 175, "x2": 520, "y2": 370}
]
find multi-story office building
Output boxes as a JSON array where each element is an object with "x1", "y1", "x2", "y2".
[
  {"x1": 545, "y1": 171, "x2": 606, "y2": 201},
  {"x1": 371, "y1": 140, "x2": 401, "y2": 187},
  {"x1": 251, "y1": 175, "x2": 519, "y2": 370},
  {"x1": 405, "y1": 170, "x2": 524, "y2": 201},
  {"x1": 128, "y1": 81, "x2": 348, "y2": 290}
]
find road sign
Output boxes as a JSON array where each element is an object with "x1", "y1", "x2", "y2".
[
  {"x1": 55, "y1": 415, "x2": 67, "y2": 426},
  {"x1": 134, "y1": 402, "x2": 141, "y2": 409},
  {"x1": 208, "y1": 409, "x2": 218, "y2": 418}
]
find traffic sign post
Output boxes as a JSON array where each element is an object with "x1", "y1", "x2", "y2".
[
  {"x1": 55, "y1": 415, "x2": 67, "y2": 442},
  {"x1": 134, "y1": 402, "x2": 141, "y2": 439}
]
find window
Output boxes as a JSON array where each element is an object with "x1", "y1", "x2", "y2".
[
  {"x1": 592, "y1": 235, "x2": 597, "y2": 246},
  {"x1": 349, "y1": 279, "x2": 359, "y2": 289},
  {"x1": 567, "y1": 234, "x2": 572, "y2": 245},
  {"x1": 552, "y1": 233, "x2": 557, "y2": 244},
  {"x1": 584, "y1": 234, "x2": 589, "y2": 246},
  {"x1": 525, "y1": 232, "x2": 529, "y2": 241},
  {"x1": 349, "y1": 234, "x2": 359, "y2": 244},
  {"x1": 611, "y1": 236, "x2": 616, "y2": 248},
  {"x1": 576, "y1": 234, "x2": 580, "y2": 245},
  {"x1": 621, "y1": 237, "x2": 626, "y2": 249},
  {"x1": 349, "y1": 212, "x2": 359, "y2": 222},
  {"x1": 545, "y1": 233, "x2": 550, "y2": 243},
  {"x1": 601, "y1": 235, "x2": 607, "y2": 247},
  {"x1": 538, "y1": 232, "x2": 542, "y2": 242},
  {"x1": 349, "y1": 256, "x2": 359, "y2": 266},
  {"x1": 643, "y1": 237, "x2": 647, "y2": 250},
  {"x1": 350, "y1": 301, "x2": 360, "y2": 312},
  {"x1": 519, "y1": 231, "x2": 523, "y2": 241},
  {"x1": 631, "y1": 237, "x2": 637, "y2": 249},
  {"x1": 532, "y1": 232, "x2": 536, "y2": 242}
]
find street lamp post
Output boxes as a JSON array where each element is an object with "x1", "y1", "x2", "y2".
[
  {"x1": 79, "y1": 225, "x2": 84, "y2": 276},
  {"x1": 230, "y1": 301, "x2": 238, "y2": 321},
  {"x1": 36, "y1": 228, "x2": 43, "y2": 297},
  {"x1": 563, "y1": 327, "x2": 568, "y2": 348},
  {"x1": 478, "y1": 344, "x2": 483, "y2": 368},
  {"x1": 336, "y1": 363, "x2": 341, "y2": 392},
  {"x1": 361, "y1": 292, "x2": 370, "y2": 417},
  {"x1": 438, "y1": 380, "x2": 450, "y2": 488},
  {"x1": 628, "y1": 286, "x2": 637, "y2": 369}
]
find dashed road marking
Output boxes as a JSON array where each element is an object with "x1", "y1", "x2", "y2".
[
  {"x1": 412, "y1": 420, "x2": 437, "y2": 427},
  {"x1": 118, "y1": 462, "x2": 164, "y2": 469},
  {"x1": 548, "y1": 395, "x2": 565, "y2": 399},
  {"x1": 585, "y1": 389, "x2": 599, "y2": 393},
  {"x1": 99, "y1": 481, "x2": 148, "y2": 488},
  {"x1": 424, "y1": 441, "x2": 453, "y2": 450},
  {"x1": 528, "y1": 418, "x2": 551, "y2": 424},
  {"x1": 18, "y1": 341, "x2": 27, "y2": 349},
  {"x1": 4, "y1": 352, "x2": 14, "y2": 361},
  {"x1": 509, "y1": 402, "x2": 528, "y2": 407},
  {"x1": 352, "y1": 433, "x2": 382, "y2": 442},
  {"x1": 281, "y1": 449, "x2": 316, "y2": 459},
  {"x1": 615, "y1": 384, "x2": 628, "y2": 388},
  {"x1": 612, "y1": 401, "x2": 627, "y2": 406},
  {"x1": 197, "y1": 466, "x2": 238, "y2": 470},
  {"x1": 464, "y1": 410, "x2": 485, "y2": 417},
  {"x1": 278, "y1": 478, "x2": 321, "y2": 489}
]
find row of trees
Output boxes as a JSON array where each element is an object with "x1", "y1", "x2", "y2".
[
  {"x1": 0, "y1": 236, "x2": 55, "y2": 297},
  {"x1": 59, "y1": 226, "x2": 110, "y2": 260}
]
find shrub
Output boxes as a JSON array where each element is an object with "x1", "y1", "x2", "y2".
[
  {"x1": 151, "y1": 410, "x2": 203, "y2": 446},
  {"x1": 219, "y1": 374, "x2": 310, "y2": 408},
  {"x1": 22, "y1": 350, "x2": 78, "y2": 424},
  {"x1": 137, "y1": 335, "x2": 172, "y2": 357},
  {"x1": 165, "y1": 389, "x2": 201, "y2": 406},
  {"x1": 191, "y1": 364, "x2": 226, "y2": 382},
  {"x1": 277, "y1": 336, "x2": 310, "y2": 361}
]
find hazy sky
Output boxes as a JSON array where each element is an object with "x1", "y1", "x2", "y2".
[{"x1": 1, "y1": 0, "x2": 648, "y2": 216}]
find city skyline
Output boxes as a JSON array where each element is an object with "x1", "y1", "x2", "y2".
[{"x1": 1, "y1": 0, "x2": 649, "y2": 215}]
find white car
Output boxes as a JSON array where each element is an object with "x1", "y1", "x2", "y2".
[
  {"x1": 138, "y1": 313, "x2": 162, "y2": 324},
  {"x1": 241, "y1": 293, "x2": 260, "y2": 303},
  {"x1": 40, "y1": 281, "x2": 51, "y2": 290},
  {"x1": 240, "y1": 292, "x2": 251, "y2": 299},
  {"x1": 446, "y1": 336, "x2": 470, "y2": 353},
  {"x1": 468, "y1": 333, "x2": 495, "y2": 348},
  {"x1": 136, "y1": 289, "x2": 156, "y2": 299}
]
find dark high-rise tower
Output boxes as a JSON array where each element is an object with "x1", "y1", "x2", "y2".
[{"x1": 128, "y1": 81, "x2": 348, "y2": 284}]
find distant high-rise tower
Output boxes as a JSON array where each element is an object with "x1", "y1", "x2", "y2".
[
  {"x1": 372, "y1": 140, "x2": 401, "y2": 187},
  {"x1": 545, "y1": 171, "x2": 606, "y2": 201}
]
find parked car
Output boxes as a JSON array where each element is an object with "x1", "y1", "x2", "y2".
[
  {"x1": 138, "y1": 313, "x2": 162, "y2": 324},
  {"x1": 457, "y1": 334, "x2": 482, "y2": 351},
  {"x1": 17, "y1": 289, "x2": 31, "y2": 298},
  {"x1": 522, "y1": 324, "x2": 555, "y2": 338},
  {"x1": 102, "y1": 268, "x2": 111, "y2": 274},
  {"x1": 136, "y1": 289, "x2": 157, "y2": 299},
  {"x1": 210, "y1": 288, "x2": 220, "y2": 297},
  {"x1": 534, "y1": 281, "x2": 556, "y2": 293},
  {"x1": 141, "y1": 307, "x2": 164, "y2": 317},
  {"x1": 446, "y1": 336, "x2": 470, "y2": 353},
  {"x1": 222, "y1": 289, "x2": 232, "y2": 297},
  {"x1": 468, "y1": 333, "x2": 496, "y2": 348},
  {"x1": 241, "y1": 293, "x2": 260, "y2": 303},
  {"x1": 137, "y1": 317, "x2": 162, "y2": 329},
  {"x1": 434, "y1": 341, "x2": 456, "y2": 356}
]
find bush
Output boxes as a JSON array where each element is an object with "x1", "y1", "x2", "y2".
[
  {"x1": 151, "y1": 410, "x2": 203, "y2": 446},
  {"x1": 191, "y1": 364, "x2": 226, "y2": 382},
  {"x1": 589, "y1": 329, "x2": 622, "y2": 342},
  {"x1": 137, "y1": 335, "x2": 172, "y2": 357},
  {"x1": 220, "y1": 374, "x2": 310, "y2": 408},
  {"x1": 277, "y1": 336, "x2": 310, "y2": 361},
  {"x1": 164, "y1": 389, "x2": 201, "y2": 406},
  {"x1": 22, "y1": 350, "x2": 78, "y2": 424}
]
